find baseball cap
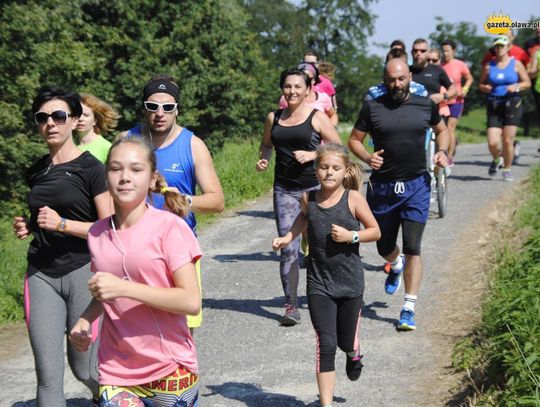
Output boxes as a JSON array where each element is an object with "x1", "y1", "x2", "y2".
[{"x1": 492, "y1": 35, "x2": 509, "y2": 46}]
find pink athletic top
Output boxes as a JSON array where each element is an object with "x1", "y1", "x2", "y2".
[
  {"x1": 442, "y1": 59, "x2": 471, "y2": 104},
  {"x1": 314, "y1": 75, "x2": 336, "y2": 97},
  {"x1": 279, "y1": 91, "x2": 333, "y2": 113},
  {"x1": 88, "y1": 206, "x2": 202, "y2": 385}
]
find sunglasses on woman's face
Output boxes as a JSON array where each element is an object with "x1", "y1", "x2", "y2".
[
  {"x1": 144, "y1": 101, "x2": 178, "y2": 113},
  {"x1": 34, "y1": 110, "x2": 72, "y2": 125}
]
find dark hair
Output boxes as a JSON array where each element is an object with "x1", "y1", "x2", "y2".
[
  {"x1": 304, "y1": 50, "x2": 319, "y2": 61},
  {"x1": 106, "y1": 137, "x2": 190, "y2": 217},
  {"x1": 32, "y1": 86, "x2": 83, "y2": 118},
  {"x1": 441, "y1": 39, "x2": 457, "y2": 50},
  {"x1": 385, "y1": 47, "x2": 408, "y2": 63},
  {"x1": 279, "y1": 68, "x2": 311, "y2": 89},
  {"x1": 390, "y1": 39, "x2": 406, "y2": 50}
]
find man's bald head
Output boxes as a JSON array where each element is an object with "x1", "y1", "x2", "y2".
[{"x1": 383, "y1": 58, "x2": 411, "y2": 103}]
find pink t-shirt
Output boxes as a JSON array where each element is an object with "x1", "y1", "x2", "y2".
[
  {"x1": 88, "y1": 206, "x2": 202, "y2": 385},
  {"x1": 278, "y1": 91, "x2": 333, "y2": 113},
  {"x1": 442, "y1": 59, "x2": 471, "y2": 104},
  {"x1": 314, "y1": 75, "x2": 336, "y2": 97}
]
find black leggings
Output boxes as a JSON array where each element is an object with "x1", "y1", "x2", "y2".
[{"x1": 308, "y1": 294, "x2": 363, "y2": 373}]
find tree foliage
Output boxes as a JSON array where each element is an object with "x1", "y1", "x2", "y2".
[{"x1": 0, "y1": 0, "x2": 274, "y2": 214}]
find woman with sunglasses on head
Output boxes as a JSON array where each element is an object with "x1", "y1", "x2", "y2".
[
  {"x1": 76, "y1": 93, "x2": 120, "y2": 163},
  {"x1": 279, "y1": 62, "x2": 339, "y2": 127},
  {"x1": 117, "y1": 74, "x2": 224, "y2": 333},
  {"x1": 12, "y1": 86, "x2": 111, "y2": 406},
  {"x1": 256, "y1": 68, "x2": 341, "y2": 326}
]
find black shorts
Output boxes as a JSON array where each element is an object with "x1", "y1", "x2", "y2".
[{"x1": 487, "y1": 94, "x2": 523, "y2": 128}]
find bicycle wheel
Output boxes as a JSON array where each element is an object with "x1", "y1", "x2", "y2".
[{"x1": 436, "y1": 167, "x2": 448, "y2": 218}]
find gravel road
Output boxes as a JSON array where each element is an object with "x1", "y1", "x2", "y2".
[{"x1": 2, "y1": 140, "x2": 539, "y2": 407}]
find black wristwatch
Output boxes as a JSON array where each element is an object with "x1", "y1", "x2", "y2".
[{"x1": 443, "y1": 93, "x2": 449, "y2": 101}]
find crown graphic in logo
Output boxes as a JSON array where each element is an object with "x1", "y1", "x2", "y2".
[
  {"x1": 158, "y1": 84, "x2": 166, "y2": 90},
  {"x1": 484, "y1": 12, "x2": 512, "y2": 35}
]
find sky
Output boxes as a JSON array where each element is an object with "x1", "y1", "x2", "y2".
[{"x1": 368, "y1": 0, "x2": 538, "y2": 58}]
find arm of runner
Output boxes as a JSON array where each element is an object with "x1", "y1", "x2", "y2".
[
  {"x1": 348, "y1": 128, "x2": 384, "y2": 170},
  {"x1": 191, "y1": 135, "x2": 225, "y2": 213},
  {"x1": 88, "y1": 261, "x2": 201, "y2": 316},
  {"x1": 272, "y1": 210, "x2": 308, "y2": 251},
  {"x1": 528, "y1": 50, "x2": 539, "y2": 79},
  {"x1": 13, "y1": 215, "x2": 30, "y2": 240},
  {"x1": 313, "y1": 110, "x2": 341, "y2": 144},
  {"x1": 478, "y1": 64, "x2": 492, "y2": 93},
  {"x1": 352, "y1": 190, "x2": 381, "y2": 243},
  {"x1": 507, "y1": 60, "x2": 531, "y2": 93},
  {"x1": 35, "y1": 191, "x2": 111, "y2": 239},
  {"x1": 461, "y1": 66, "x2": 474, "y2": 97},
  {"x1": 69, "y1": 298, "x2": 104, "y2": 353},
  {"x1": 325, "y1": 106, "x2": 339, "y2": 127},
  {"x1": 256, "y1": 112, "x2": 274, "y2": 172},
  {"x1": 433, "y1": 120, "x2": 450, "y2": 167}
]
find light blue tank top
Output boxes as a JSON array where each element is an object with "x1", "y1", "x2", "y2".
[
  {"x1": 488, "y1": 57, "x2": 518, "y2": 98},
  {"x1": 127, "y1": 125, "x2": 197, "y2": 233}
]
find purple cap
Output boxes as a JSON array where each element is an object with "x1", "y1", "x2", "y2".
[{"x1": 296, "y1": 62, "x2": 317, "y2": 75}]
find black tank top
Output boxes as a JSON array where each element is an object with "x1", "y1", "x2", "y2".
[
  {"x1": 271, "y1": 109, "x2": 320, "y2": 189},
  {"x1": 306, "y1": 189, "x2": 364, "y2": 298}
]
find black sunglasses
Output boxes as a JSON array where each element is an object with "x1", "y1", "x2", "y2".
[
  {"x1": 144, "y1": 101, "x2": 178, "y2": 113},
  {"x1": 34, "y1": 110, "x2": 72, "y2": 125},
  {"x1": 427, "y1": 58, "x2": 439, "y2": 63}
]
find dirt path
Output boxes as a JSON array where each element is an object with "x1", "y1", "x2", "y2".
[{"x1": 1, "y1": 141, "x2": 539, "y2": 407}]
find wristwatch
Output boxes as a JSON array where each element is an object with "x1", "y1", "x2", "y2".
[
  {"x1": 57, "y1": 218, "x2": 68, "y2": 233},
  {"x1": 443, "y1": 93, "x2": 449, "y2": 101},
  {"x1": 351, "y1": 231, "x2": 360, "y2": 244},
  {"x1": 183, "y1": 194, "x2": 193, "y2": 207}
]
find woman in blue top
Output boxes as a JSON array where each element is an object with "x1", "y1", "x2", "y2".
[{"x1": 479, "y1": 35, "x2": 530, "y2": 181}]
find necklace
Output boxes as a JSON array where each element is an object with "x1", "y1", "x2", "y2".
[
  {"x1": 148, "y1": 124, "x2": 175, "y2": 150},
  {"x1": 44, "y1": 162, "x2": 54, "y2": 175}
]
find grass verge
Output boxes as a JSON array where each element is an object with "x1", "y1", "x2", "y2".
[{"x1": 451, "y1": 165, "x2": 540, "y2": 405}]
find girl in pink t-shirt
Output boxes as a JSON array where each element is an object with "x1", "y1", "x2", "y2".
[{"x1": 70, "y1": 137, "x2": 202, "y2": 406}]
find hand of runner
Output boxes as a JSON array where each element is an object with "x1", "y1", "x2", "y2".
[
  {"x1": 36, "y1": 206, "x2": 62, "y2": 231},
  {"x1": 13, "y1": 216, "x2": 30, "y2": 239},
  {"x1": 434, "y1": 150, "x2": 449, "y2": 168},
  {"x1": 293, "y1": 150, "x2": 316, "y2": 164},
  {"x1": 368, "y1": 149, "x2": 384, "y2": 170},
  {"x1": 89, "y1": 272, "x2": 127, "y2": 302},
  {"x1": 69, "y1": 320, "x2": 92, "y2": 353},
  {"x1": 331, "y1": 224, "x2": 352, "y2": 243},
  {"x1": 430, "y1": 93, "x2": 444, "y2": 104},
  {"x1": 272, "y1": 234, "x2": 292, "y2": 251},
  {"x1": 256, "y1": 159, "x2": 269, "y2": 172}
]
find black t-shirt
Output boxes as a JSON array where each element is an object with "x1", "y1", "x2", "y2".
[
  {"x1": 25, "y1": 151, "x2": 107, "y2": 275},
  {"x1": 410, "y1": 64, "x2": 453, "y2": 95},
  {"x1": 354, "y1": 94, "x2": 441, "y2": 181},
  {"x1": 271, "y1": 109, "x2": 320, "y2": 189}
]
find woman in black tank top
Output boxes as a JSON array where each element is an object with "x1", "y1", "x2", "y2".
[
  {"x1": 272, "y1": 143, "x2": 380, "y2": 406},
  {"x1": 256, "y1": 68, "x2": 341, "y2": 326}
]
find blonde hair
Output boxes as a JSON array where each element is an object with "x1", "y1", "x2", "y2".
[
  {"x1": 106, "y1": 138, "x2": 190, "y2": 217},
  {"x1": 80, "y1": 93, "x2": 120, "y2": 135},
  {"x1": 315, "y1": 143, "x2": 364, "y2": 191},
  {"x1": 318, "y1": 61, "x2": 335, "y2": 80}
]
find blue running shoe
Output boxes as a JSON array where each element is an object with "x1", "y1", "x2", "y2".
[
  {"x1": 384, "y1": 255, "x2": 405, "y2": 295},
  {"x1": 397, "y1": 309, "x2": 416, "y2": 331}
]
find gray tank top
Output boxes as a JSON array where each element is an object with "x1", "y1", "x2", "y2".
[{"x1": 306, "y1": 189, "x2": 364, "y2": 298}]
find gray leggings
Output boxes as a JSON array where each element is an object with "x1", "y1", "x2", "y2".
[
  {"x1": 273, "y1": 184, "x2": 318, "y2": 306},
  {"x1": 25, "y1": 263, "x2": 98, "y2": 406}
]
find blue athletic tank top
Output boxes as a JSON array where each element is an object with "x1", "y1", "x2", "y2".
[
  {"x1": 127, "y1": 125, "x2": 197, "y2": 232},
  {"x1": 488, "y1": 57, "x2": 518, "y2": 98}
]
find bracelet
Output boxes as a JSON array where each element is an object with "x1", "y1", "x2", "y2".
[
  {"x1": 443, "y1": 93, "x2": 449, "y2": 101},
  {"x1": 462, "y1": 86, "x2": 469, "y2": 94},
  {"x1": 183, "y1": 194, "x2": 193, "y2": 206}
]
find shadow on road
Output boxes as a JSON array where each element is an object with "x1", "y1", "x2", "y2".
[
  {"x1": 449, "y1": 174, "x2": 492, "y2": 182},
  {"x1": 362, "y1": 261, "x2": 385, "y2": 272},
  {"x1": 203, "y1": 296, "x2": 298, "y2": 322},
  {"x1": 203, "y1": 382, "x2": 347, "y2": 406},
  {"x1": 213, "y1": 251, "x2": 278, "y2": 263},
  {"x1": 236, "y1": 210, "x2": 275, "y2": 220},
  {"x1": 362, "y1": 301, "x2": 398, "y2": 326}
]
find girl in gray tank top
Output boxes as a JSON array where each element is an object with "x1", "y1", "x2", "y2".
[{"x1": 272, "y1": 143, "x2": 380, "y2": 407}]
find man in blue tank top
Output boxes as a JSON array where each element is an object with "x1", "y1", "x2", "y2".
[
  {"x1": 117, "y1": 75, "x2": 224, "y2": 330},
  {"x1": 349, "y1": 59, "x2": 450, "y2": 331}
]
